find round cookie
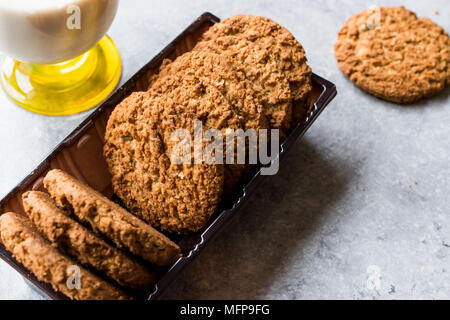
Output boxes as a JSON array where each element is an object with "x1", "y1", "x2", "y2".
[
  {"x1": 43, "y1": 169, "x2": 182, "y2": 263},
  {"x1": 148, "y1": 51, "x2": 264, "y2": 194},
  {"x1": 194, "y1": 37, "x2": 293, "y2": 136},
  {"x1": 199, "y1": 14, "x2": 312, "y2": 124},
  {"x1": 149, "y1": 51, "x2": 269, "y2": 132},
  {"x1": 104, "y1": 91, "x2": 226, "y2": 234},
  {"x1": 335, "y1": 6, "x2": 450, "y2": 103},
  {"x1": 0, "y1": 212, "x2": 130, "y2": 300}
]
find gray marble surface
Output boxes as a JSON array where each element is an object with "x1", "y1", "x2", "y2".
[{"x1": 0, "y1": 0, "x2": 449, "y2": 300}]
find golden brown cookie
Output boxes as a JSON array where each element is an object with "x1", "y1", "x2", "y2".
[
  {"x1": 148, "y1": 51, "x2": 267, "y2": 193},
  {"x1": 335, "y1": 6, "x2": 450, "y2": 103},
  {"x1": 149, "y1": 51, "x2": 269, "y2": 132},
  {"x1": 22, "y1": 191, "x2": 155, "y2": 290},
  {"x1": 104, "y1": 91, "x2": 225, "y2": 234},
  {"x1": 194, "y1": 37, "x2": 293, "y2": 135},
  {"x1": 199, "y1": 14, "x2": 312, "y2": 125},
  {"x1": 0, "y1": 212, "x2": 130, "y2": 300},
  {"x1": 43, "y1": 169, "x2": 181, "y2": 265}
]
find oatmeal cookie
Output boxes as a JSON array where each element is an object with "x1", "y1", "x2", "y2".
[
  {"x1": 0, "y1": 212, "x2": 130, "y2": 300},
  {"x1": 149, "y1": 51, "x2": 269, "y2": 132},
  {"x1": 148, "y1": 51, "x2": 266, "y2": 193},
  {"x1": 43, "y1": 169, "x2": 181, "y2": 265},
  {"x1": 104, "y1": 92, "x2": 225, "y2": 234},
  {"x1": 335, "y1": 6, "x2": 449, "y2": 103},
  {"x1": 22, "y1": 191, "x2": 155, "y2": 290},
  {"x1": 194, "y1": 37, "x2": 293, "y2": 135},
  {"x1": 199, "y1": 14, "x2": 312, "y2": 124}
]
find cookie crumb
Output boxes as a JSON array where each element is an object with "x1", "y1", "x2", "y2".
[{"x1": 434, "y1": 10, "x2": 439, "y2": 15}]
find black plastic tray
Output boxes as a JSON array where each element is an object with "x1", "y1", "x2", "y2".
[{"x1": 0, "y1": 12, "x2": 337, "y2": 300}]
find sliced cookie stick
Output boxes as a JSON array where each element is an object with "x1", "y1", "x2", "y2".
[
  {"x1": 22, "y1": 191, "x2": 156, "y2": 290},
  {"x1": 43, "y1": 169, "x2": 181, "y2": 266},
  {"x1": 0, "y1": 212, "x2": 130, "y2": 300}
]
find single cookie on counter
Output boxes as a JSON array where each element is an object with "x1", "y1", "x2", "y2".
[
  {"x1": 335, "y1": 6, "x2": 449, "y2": 103},
  {"x1": 199, "y1": 14, "x2": 312, "y2": 125},
  {"x1": 22, "y1": 191, "x2": 156, "y2": 290},
  {"x1": 43, "y1": 169, "x2": 182, "y2": 265},
  {"x1": 0, "y1": 212, "x2": 131, "y2": 300},
  {"x1": 104, "y1": 91, "x2": 225, "y2": 234}
]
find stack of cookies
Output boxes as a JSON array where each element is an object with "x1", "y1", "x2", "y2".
[
  {"x1": 0, "y1": 15, "x2": 312, "y2": 300},
  {"x1": 104, "y1": 14, "x2": 312, "y2": 235},
  {"x1": 0, "y1": 169, "x2": 181, "y2": 300}
]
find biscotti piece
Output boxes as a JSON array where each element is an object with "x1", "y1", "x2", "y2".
[
  {"x1": 335, "y1": 6, "x2": 449, "y2": 103},
  {"x1": 0, "y1": 212, "x2": 130, "y2": 300},
  {"x1": 22, "y1": 191, "x2": 156, "y2": 290},
  {"x1": 43, "y1": 169, "x2": 181, "y2": 266}
]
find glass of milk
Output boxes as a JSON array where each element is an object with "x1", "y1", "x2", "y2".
[{"x1": 0, "y1": 0, "x2": 121, "y2": 115}]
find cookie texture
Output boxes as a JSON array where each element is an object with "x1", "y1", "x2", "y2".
[
  {"x1": 104, "y1": 15, "x2": 314, "y2": 233},
  {"x1": 148, "y1": 51, "x2": 267, "y2": 193},
  {"x1": 149, "y1": 51, "x2": 268, "y2": 132},
  {"x1": 43, "y1": 169, "x2": 181, "y2": 265},
  {"x1": 22, "y1": 191, "x2": 155, "y2": 290},
  {"x1": 104, "y1": 91, "x2": 225, "y2": 234},
  {"x1": 335, "y1": 6, "x2": 450, "y2": 103},
  {"x1": 198, "y1": 14, "x2": 312, "y2": 126},
  {"x1": 0, "y1": 212, "x2": 130, "y2": 300},
  {"x1": 194, "y1": 37, "x2": 293, "y2": 136}
]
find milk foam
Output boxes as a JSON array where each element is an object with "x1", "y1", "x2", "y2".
[
  {"x1": 0, "y1": 0, "x2": 78, "y2": 12},
  {"x1": 0, "y1": 0, "x2": 119, "y2": 63}
]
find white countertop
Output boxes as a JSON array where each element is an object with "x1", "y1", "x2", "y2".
[{"x1": 0, "y1": 0, "x2": 449, "y2": 300}]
